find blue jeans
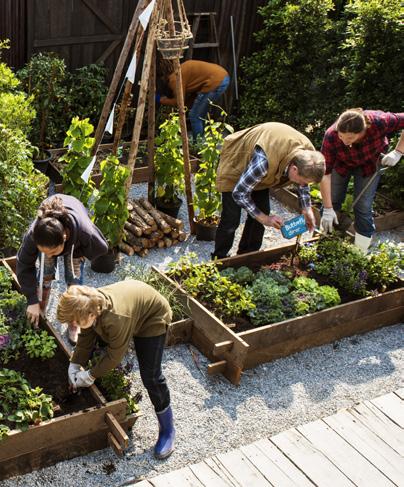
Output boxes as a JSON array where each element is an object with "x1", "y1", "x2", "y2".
[
  {"x1": 331, "y1": 168, "x2": 381, "y2": 237},
  {"x1": 134, "y1": 334, "x2": 170, "y2": 413},
  {"x1": 189, "y1": 75, "x2": 230, "y2": 141},
  {"x1": 41, "y1": 255, "x2": 85, "y2": 288}
]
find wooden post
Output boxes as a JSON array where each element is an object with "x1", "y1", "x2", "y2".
[
  {"x1": 112, "y1": 31, "x2": 145, "y2": 155},
  {"x1": 93, "y1": 0, "x2": 149, "y2": 153},
  {"x1": 165, "y1": 0, "x2": 195, "y2": 233},
  {"x1": 147, "y1": 48, "x2": 156, "y2": 202},
  {"x1": 124, "y1": 0, "x2": 161, "y2": 197}
]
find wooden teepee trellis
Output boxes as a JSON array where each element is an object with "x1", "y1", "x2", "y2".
[{"x1": 92, "y1": 0, "x2": 195, "y2": 233}]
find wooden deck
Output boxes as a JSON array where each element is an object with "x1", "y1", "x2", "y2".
[{"x1": 131, "y1": 389, "x2": 404, "y2": 487}]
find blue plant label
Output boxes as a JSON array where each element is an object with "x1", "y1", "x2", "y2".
[{"x1": 281, "y1": 215, "x2": 307, "y2": 239}]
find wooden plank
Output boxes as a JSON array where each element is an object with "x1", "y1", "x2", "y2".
[
  {"x1": 371, "y1": 392, "x2": 404, "y2": 428},
  {"x1": 241, "y1": 307, "x2": 403, "y2": 369},
  {"x1": 105, "y1": 411, "x2": 129, "y2": 448},
  {"x1": 395, "y1": 388, "x2": 404, "y2": 400},
  {"x1": 298, "y1": 419, "x2": 394, "y2": 486},
  {"x1": 213, "y1": 340, "x2": 234, "y2": 354},
  {"x1": 189, "y1": 460, "x2": 235, "y2": 486},
  {"x1": 271, "y1": 429, "x2": 355, "y2": 486},
  {"x1": 108, "y1": 432, "x2": 124, "y2": 457},
  {"x1": 34, "y1": 34, "x2": 122, "y2": 47},
  {"x1": 150, "y1": 466, "x2": 204, "y2": 487},
  {"x1": 204, "y1": 457, "x2": 241, "y2": 487},
  {"x1": 241, "y1": 439, "x2": 314, "y2": 487},
  {"x1": 349, "y1": 401, "x2": 404, "y2": 456},
  {"x1": 207, "y1": 360, "x2": 227, "y2": 375},
  {"x1": 0, "y1": 399, "x2": 127, "y2": 461},
  {"x1": 165, "y1": 318, "x2": 193, "y2": 346},
  {"x1": 324, "y1": 410, "x2": 404, "y2": 485},
  {"x1": 214, "y1": 448, "x2": 273, "y2": 486}
]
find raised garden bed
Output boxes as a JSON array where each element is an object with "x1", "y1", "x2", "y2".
[
  {"x1": 0, "y1": 257, "x2": 141, "y2": 480},
  {"x1": 47, "y1": 141, "x2": 200, "y2": 187},
  {"x1": 270, "y1": 186, "x2": 404, "y2": 232},
  {"x1": 153, "y1": 241, "x2": 404, "y2": 385}
]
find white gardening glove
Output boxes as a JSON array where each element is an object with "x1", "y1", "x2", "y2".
[
  {"x1": 73, "y1": 370, "x2": 95, "y2": 389},
  {"x1": 68, "y1": 363, "x2": 82, "y2": 387},
  {"x1": 320, "y1": 207, "x2": 339, "y2": 234},
  {"x1": 381, "y1": 150, "x2": 402, "y2": 167}
]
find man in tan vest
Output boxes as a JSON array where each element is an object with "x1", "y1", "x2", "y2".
[{"x1": 212, "y1": 122, "x2": 325, "y2": 259}]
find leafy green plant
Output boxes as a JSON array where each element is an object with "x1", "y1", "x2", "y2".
[
  {"x1": 92, "y1": 155, "x2": 130, "y2": 248},
  {"x1": 154, "y1": 112, "x2": 184, "y2": 204},
  {"x1": 193, "y1": 112, "x2": 233, "y2": 224},
  {"x1": 60, "y1": 117, "x2": 96, "y2": 206},
  {"x1": 18, "y1": 52, "x2": 67, "y2": 154},
  {"x1": 21, "y1": 329, "x2": 57, "y2": 360},
  {"x1": 0, "y1": 368, "x2": 53, "y2": 437},
  {"x1": 98, "y1": 362, "x2": 139, "y2": 415},
  {"x1": 0, "y1": 124, "x2": 48, "y2": 254}
]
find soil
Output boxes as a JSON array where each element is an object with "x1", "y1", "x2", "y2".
[{"x1": 3, "y1": 345, "x2": 97, "y2": 418}]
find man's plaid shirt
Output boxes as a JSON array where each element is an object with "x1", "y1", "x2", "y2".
[
  {"x1": 322, "y1": 110, "x2": 404, "y2": 177},
  {"x1": 232, "y1": 146, "x2": 311, "y2": 218}
]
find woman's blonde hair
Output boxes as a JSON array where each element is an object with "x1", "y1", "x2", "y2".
[{"x1": 57, "y1": 285, "x2": 107, "y2": 324}]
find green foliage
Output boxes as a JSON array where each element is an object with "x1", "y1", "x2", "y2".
[
  {"x1": 0, "y1": 91, "x2": 36, "y2": 134},
  {"x1": 239, "y1": 0, "x2": 341, "y2": 146},
  {"x1": 0, "y1": 368, "x2": 53, "y2": 437},
  {"x1": 98, "y1": 363, "x2": 139, "y2": 415},
  {"x1": 92, "y1": 155, "x2": 130, "y2": 248},
  {"x1": 60, "y1": 117, "x2": 95, "y2": 206},
  {"x1": 298, "y1": 236, "x2": 400, "y2": 296},
  {"x1": 0, "y1": 124, "x2": 47, "y2": 253},
  {"x1": 379, "y1": 136, "x2": 404, "y2": 209},
  {"x1": 18, "y1": 52, "x2": 67, "y2": 153},
  {"x1": 118, "y1": 264, "x2": 185, "y2": 321},
  {"x1": 341, "y1": 0, "x2": 403, "y2": 111},
  {"x1": 194, "y1": 113, "x2": 233, "y2": 222},
  {"x1": 65, "y1": 64, "x2": 107, "y2": 125},
  {"x1": 21, "y1": 329, "x2": 57, "y2": 360},
  {"x1": 154, "y1": 112, "x2": 184, "y2": 204}
]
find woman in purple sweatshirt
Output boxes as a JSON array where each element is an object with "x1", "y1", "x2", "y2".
[{"x1": 16, "y1": 194, "x2": 108, "y2": 343}]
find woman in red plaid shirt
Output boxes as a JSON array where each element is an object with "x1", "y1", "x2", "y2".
[{"x1": 319, "y1": 108, "x2": 404, "y2": 252}]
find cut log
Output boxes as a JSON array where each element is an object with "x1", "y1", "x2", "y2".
[
  {"x1": 124, "y1": 221, "x2": 142, "y2": 237},
  {"x1": 150, "y1": 230, "x2": 164, "y2": 240},
  {"x1": 156, "y1": 210, "x2": 184, "y2": 230},
  {"x1": 138, "y1": 248, "x2": 149, "y2": 257},
  {"x1": 128, "y1": 213, "x2": 153, "y2": 235},
  {"x1": 172, "y1": 239, "x2": 179, "y2": 245},
  {"x1": 170, "y1": 230, "x2": 179, "y2": 240},
  {"x1": 132, "y1": 201, "x2": 156, "y2": 227},
  {"x1": 163, "y1": 237, "x2": 172, "y2": 248},
  {"x1": 157, "y1": 240, "x2": 165, "y2": 248},
  {"x1": 124, "y1": 231, "x2": 150, "y2": 249},
  {"x1": 127, "y1": 203, "x2": 133, "y2": 212},
  {"x1": 139, "y1": 198, "x2": 172, "y2": 234},
  {"x1": 118, "y1": 242, "x2": 134, "y2": 256},
  {"x1": 178, "y1": 231, "x2": 187, "y2": 241}
]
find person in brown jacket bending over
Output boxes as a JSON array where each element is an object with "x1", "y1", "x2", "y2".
[
  {"x1": 212, "y1": 122, "x2": 326, "y2": 259},
  {"x1": 57, "y1": 280, "x2": 175, "y2": 459},
  {"x1": 158, "y1": 59, "x2": 230, "y2": 141}
]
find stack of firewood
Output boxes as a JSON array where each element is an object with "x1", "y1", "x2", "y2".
[{"x1": 118, "y1": 198, "x2": 187, "y2": 257}]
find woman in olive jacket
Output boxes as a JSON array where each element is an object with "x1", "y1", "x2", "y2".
[{"x1": 57, "y1": 280, "x2": 175, "y2": 459}]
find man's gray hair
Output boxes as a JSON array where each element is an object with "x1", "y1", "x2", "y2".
[{"x1": 291, "y1": 150, "x2": 325, "y2": 183}]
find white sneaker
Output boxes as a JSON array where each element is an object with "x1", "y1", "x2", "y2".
[{"x1": 68, "y1": 324, "x2": 80, "y2": 345}]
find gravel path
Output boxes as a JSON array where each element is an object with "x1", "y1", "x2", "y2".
[{"x1": 4, "y1": 186, "x2": 403, "y2": 487}]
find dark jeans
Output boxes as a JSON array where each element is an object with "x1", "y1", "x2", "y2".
[
  {"x1": 213, "y1": 189, "x2": 270, "y2": 259},
  {"x1": 134, "y1": 334, "x2": 170, "y2": 413},
  {"x1": 331, "y1": 168, "x2": 380, "y2": 237}
]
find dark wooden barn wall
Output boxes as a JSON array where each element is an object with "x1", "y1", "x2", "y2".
[{"x1": 0, "y1": 0, "x2": 266, "y2": 107}]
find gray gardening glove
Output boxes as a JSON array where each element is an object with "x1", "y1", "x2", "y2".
[
  {"x1": 68, "y1": 362, "x2": 82, "y2": 387},
  {"x1": 381, "y1": 150, "x2": 402, "y2": 167},
  {"x1": 320, "y1": 207, "x2": 339, "y2": 234}
]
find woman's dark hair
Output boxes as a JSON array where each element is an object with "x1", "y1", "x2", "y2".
[
  {"x1": 33, "y1": 196, "x2": 70, "y2": 248},
  {"x1": 336, "y1": 108, "x2": 371, "y2": 134}
]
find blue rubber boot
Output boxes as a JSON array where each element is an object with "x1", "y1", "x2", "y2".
[{"x1": 154, "y1": 405, "x2": 175, "y2": 459}]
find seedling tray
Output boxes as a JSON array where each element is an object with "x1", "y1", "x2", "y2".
[
  {"x1": 0, "y1": 257, "x2": 140, "y2": 480},
  {"x1": 153, "y1": 242, "x2": 404, "y2": 385}
]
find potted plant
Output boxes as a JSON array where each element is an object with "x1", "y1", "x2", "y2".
[
  {"x1": 91, "y1": 155, "x2": 130, "y2": 273},
  {"x1": 193, "y1": 113, "x2": 233, "y2": 240},
  {"x1": 17, "y1": 53, "x2": 67, "y2": 173},
  {"x1": 154, "y1": 112, "x2": 184, "y2": 218},
  {"x1": 59, "y1": 117, "x2": 96, "y2": 207}
]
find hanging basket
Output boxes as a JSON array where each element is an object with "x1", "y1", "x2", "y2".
[{"x1": 156, "y1": 7, "x2": 192, "y2": 59}]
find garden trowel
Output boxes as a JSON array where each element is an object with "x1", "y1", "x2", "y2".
[{"x1": 351, "y1": 163, "x2": 389, "y2": 209}]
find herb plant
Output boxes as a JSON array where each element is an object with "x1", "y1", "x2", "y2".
[
  {"x1": 154, "y1": 112, "x2": 184, "y2": 204},
  {"x1": 60, "y1": 117, "x2": 96, "y2": 206},
  {"x1": 92, "y1": 155, "x2": 130, "y2": 248},
  {"x1": 21, "y1": 329, "x2": 57, "y2": 360}
]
